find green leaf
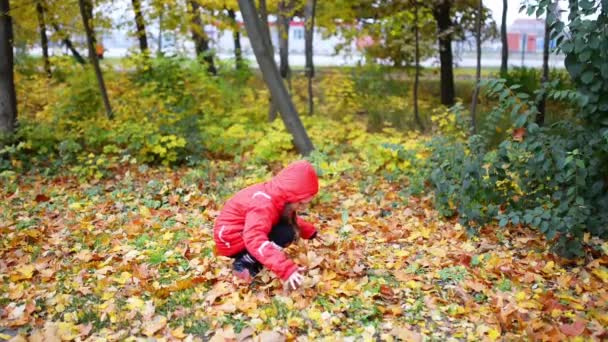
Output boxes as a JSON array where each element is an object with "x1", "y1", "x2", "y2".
[
  {"x1": 499, "y1": 217, "x2": 508, "y2": 227},
  {"x1": 581, "y1": 70, "x2": 595, "y2": 84},
  {"x1": 579, "y1": 50, "x2": 592, "y2": 62}
]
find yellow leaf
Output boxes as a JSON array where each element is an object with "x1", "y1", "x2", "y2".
[
  {"x1": 542, "y1": 261, "x2": 555, "y2": 274},
  {"x1": 162, "y1": 231, "x2": 174, "y2": 241},
  {"x1": 515, "y1": 291, "x2": 527, "y2": 302},
  {"x1": 171, "y1": 326, "x2": 187, "y2": 339},
  {"x1": 10, "y1": 265, "x2": 35, "y2": 281},
  {"x1": 142, "y1": 315, "x2": 167, "y2": 337},
  {"x1": 406, "y1": 280, "x2": 422, "y2": 289},
  {"x1": 114, "y1": 271, "x2": 132, "y2": 285},
  {"x1": 488, "y1": 328, "x2": 501, "y2": 341},
  {"x1": 126, "y1": 297, "x2": 145, "y2": 312},
  {"x1": 68, "y1": 202, "x2": 82, "y2": 210},
  {"x1": 591, "y1": 267, "x2": 608, "y2": 283},
  {"x1": 57, "y1": 322, "x2": 79, "y2": 341},
  {"x1": 140, "y1": 206, "x2": 151, "y2": 218}
]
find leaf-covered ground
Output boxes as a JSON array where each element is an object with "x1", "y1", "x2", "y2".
[{"x1": 1, "y1": 163, "x2": 607, "y2": 341}]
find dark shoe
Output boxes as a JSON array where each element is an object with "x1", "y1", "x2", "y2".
[{"x1": 232, "y1": 257, "x2": 261, "y2": 282}]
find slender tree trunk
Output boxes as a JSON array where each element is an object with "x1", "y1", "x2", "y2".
[
  {"x1": 304, "y1": 0, "x2": 316, "y2": 116},
  {"x1": 278, "y1": 1, "x2": 291, "y2": 87},
  {"x1": 470, "y1": 0, "x2": 482, "y2": 134},
  {"x1": 258, "y1": 0, "x2": 273, "y2": 52},
  {"x1": 157, "y1": 9, "x2": 163, "y2": 54},
  {"x1": 0, "y1": 0, "x2": 17, "y2": 135},
  {"x1": 537, "y1": 2, "x2": 553, "y2": 126},
  {"x1": 500, "y1": 0, "x2": 508, "y2": 77},
  {"x1": 51, "y1": 22, "x2": 86, "y2": 64},
  {"x1": 227, "y1": 9, "x2": 243, "y2": 69},
  {"x1": 238, "y1": 0, "x2": 314, "y2": 155},
  {"x1": 78, "y1": 0, "x2": 113, "y2": 119},
  {"x1": 413, "y1": 0, "x2": 424, "y2": 131},
  {"x1": 188, "y1": 0, "x2": 216, "y2": 75},
  {"x1": 36, "y1": 0, "x2": 51, "y2": 77},
  {"x1": 131, "y1": 0, "x2": 148, "y2": 53},
  {"x1": 433, "y1": 0, "x2": 455, "y2": 106},
  {"x1": 259, "y1": 0, "x2": 279, "y2": 121}
]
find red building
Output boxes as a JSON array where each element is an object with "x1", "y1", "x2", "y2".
[
  {"x1": 507, "y1": 33, "x2": 537, "y2": 52},
  {"x1": 507, "y1": 19, "x2": 546, "y2": 53}
]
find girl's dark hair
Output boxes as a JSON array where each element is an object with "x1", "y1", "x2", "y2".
[{"x1": 281, "y1": 203, "x2": 301, "y2": 240}]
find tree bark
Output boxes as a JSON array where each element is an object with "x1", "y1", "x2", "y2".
[
  {"x1": 278, "y1": 1, "x2": 291, "y2": 84},
  {"x1": 500, "y1": 0, "x2": 508, "y2": 77},
  {"x1": 413, "y1": 0, "x2": 424, "y2": 131},
  {"x1": 131, "y1": 0, "x2": 149, "y2": 53},
  {"x1": 188, "y1": 0, "x2": 216, "y2": 75},
  {"x1": 258, "y1": 0, "x2": 273, "y2": 53},
  {"x1": 36, "y1": 0, "x2": 51, "y2": 77},
  {"x1": 227, "y1": 8, "x2": 243, "y2": 69},
  {"x1": 157, "y1": 8, "x2": 163, "y2": 54},
  {"x1": 259, "y1": 0, "x2": 279, "y2": 122},
  {"x1": 238, "y1": 0, "x2": 314, "y2": 155},
  {"x1": 78, "y1": 0, "x2": 113, "y2": 119},
  {"x1": 470, "y1": 0, "x2": 482, "y2": 134},
  {"x1": 51, "y1": 22, "x2": 86, "y2": 64},
  {"x1": 0, "y1": 0, "x2": 17, "y2": 135},
  {"x1": 537, "y1": 2, "x2": 553, "y2": 126},
  {"x1": 304, "y1": 0, "x2": 316, "y2": 116},
  {"x1": 433, "y1": 0, "x2": 455, "y2": 107}
]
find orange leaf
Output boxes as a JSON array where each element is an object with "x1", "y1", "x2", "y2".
[
  {"x1": 512, "y1": 127, "x2": 526, "y2": 142},
  {"x1": 560, "y1": 320, "x2": 586, "y2": 337},
  {"x1": 35, "y1": 194, "x2": 50, "y2": 203}
]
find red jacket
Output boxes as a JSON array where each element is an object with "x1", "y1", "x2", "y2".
[{"x1": 213, "y1": 160, "x2": 319, "y2": 280}]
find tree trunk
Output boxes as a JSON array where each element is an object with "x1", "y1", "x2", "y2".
[
  {"x1": 36, "y1": 0, "x2": 51, "y2": 77},
  {"x1": 78, "y1": 0, "x2": 113, "y2": 119},
  {"x1": 238, "y1": 0, "x2": 314, "y2": 155},
  {"x1": 278, "y1": 1, "x2": 291, "y2": 84},
  {"x1": 537, "y1": 3, "x2": 552, "y2": 126},
  {"x1": 304, "y1": 0, "x2": 316, "y2": 116},
  {"x1": 413, "y1": 0, "x2": 424, "y2": 131},
  {"x1": 258, "y1": 0, "x2": 273, "y2": 53},
  {"x1": 131, "y1": 0, "x2": 148, "y2": 53},
  {"x1": 157, "y1": 9, "x2": 163, "y2": 54},
  {"x1": 188, "y1": 0, "x2": 216, "y2": 75},
  {"x1": 433, "y1": 0, "x2": 455, "y2": 107},
  {"x1": 259, "y1": 0, "x2": 279, "y2": 122},
  {"x1": 227, "y1": 8, "x2": 243, "y2": 69},
  {"x1": 500, "y1": 0, "x2": 508, "y2": 77},
  {"x1": 51, "y1": 22, "x2": 86, "y2": 64},
  {"x1": 470, "y1": 0, "x2": 482, "y2": 134},
  {"x1": 0, "y1": 0, "x2": 17, "y2": 135}
]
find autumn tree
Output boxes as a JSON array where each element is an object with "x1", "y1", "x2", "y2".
[
  {"x1": 0, "y1": 0, "x2": 17, "y2": 135},
  {"x1": 36, "y1": 0, "x2": 51, "y2": 77},
  {"x1": 500, "y1": 0, "x2": 508, "y2": 76},
  {"x1": 227, "y1": 8, "x2": 243, "y2": 68},
  {"x1": 131, "y1": 0, "x2": 149, "y2": 53},
  {"x1": 470, "y1": 0, "x2": 482, "y2": 133},
  {"x1": 78, "y1": 0, "x2": 113, "y2": 119},
  {"x1": 188, "y1": 0, "x2": 217, "y2": 74},
  {"x1": 304, "y1": 0, "x2": 316, "y2": 115},
  {"x1": 238, "y1": 0, "x2": 314, "y2": 155}
]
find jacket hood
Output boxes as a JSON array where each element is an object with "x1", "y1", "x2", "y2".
[{"x1": 269, "y1": 160, "x2": 319, "y2": 203}]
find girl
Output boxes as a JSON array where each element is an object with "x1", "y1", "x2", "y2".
[{"x1": 213, "y1": 160, "x2": 320, "y2": 290}]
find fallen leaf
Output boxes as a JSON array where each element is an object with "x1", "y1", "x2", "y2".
[
  {"x1": 256, "y1": 331, "x2": 285, "y2": 342},
  {"x1": 35, "y1": 194, "x2": 50, "y2": 203},
  {"x1": 142, "y1": 315, "x2": 167, "y2": 337},
  {"x1": 560, "y1": 320, "x2": 586, "y2": 337},
  {"x1": 390, "y1": 325, "x2": 422, "y2": 342}
]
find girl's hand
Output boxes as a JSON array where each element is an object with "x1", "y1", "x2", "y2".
[
  {"x1": 287, "y1": 267, "x2": 306, "y2": 290},
  {"x1": 315, "y1": 234, "x2": 327, "y2": 244}
]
